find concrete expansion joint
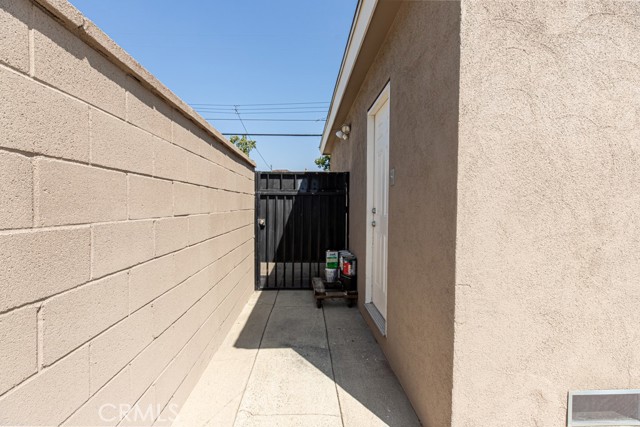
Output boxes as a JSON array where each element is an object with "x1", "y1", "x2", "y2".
[
  {"x1": 238, "y1": 410, "x2": 341, "y2": 418},
  {"x1": 288, "y1": 344, "x2": 330, "y2": 354},
  {"x1": 200, "y1": 392, "x2": 245, "y2": 426},
  {"x1": 230, "y1": 295, "x2": 276, "y2": 426}
]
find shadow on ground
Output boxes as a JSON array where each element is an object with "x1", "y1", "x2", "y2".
[{"x1": 230, "y1": 290, "x2": 421, "y2": 427}]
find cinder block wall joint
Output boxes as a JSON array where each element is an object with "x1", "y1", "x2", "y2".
[{"x1": 0, "y1": 0, "x2": 256, "y2": 425}]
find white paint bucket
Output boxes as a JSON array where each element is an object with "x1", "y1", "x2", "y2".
[{"x1": 325, "y1": 268, "x2": 338, "y2": 283}]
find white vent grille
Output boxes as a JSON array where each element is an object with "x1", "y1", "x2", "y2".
[{"x1": 568, "y1": 390, "x2": 640, "y2": 426}]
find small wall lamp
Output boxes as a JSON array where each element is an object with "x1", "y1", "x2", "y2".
[{"x1": 335, "y1": 124, "x2": 351, "y2": 141}]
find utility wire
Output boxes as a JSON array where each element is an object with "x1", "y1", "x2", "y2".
[
  {"x1": 195, "y1": 108, "x2": 329, "y2": 113},
  {"x1": 233, "y1": 105, "x2": 272, "y2": 171},
  {"x1": 191, "y1": 101, "x2": 329, "y2": 107},
  {"x1": 205, "y1": 118, "x2": 326, "y2": 122},
  {"x1": 222, "y1": 133, "x2": 322, "y2": 137},
  {"x1": 196, "y1": 106, "x2": 329, "y2": 112},
  {"x1": 198, "y1": 110, "x2": 329, "y2": 115}
]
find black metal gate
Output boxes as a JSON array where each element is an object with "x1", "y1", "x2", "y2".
[{"x1": 255, "y1": 172, "x2": 349, "y2": 290}]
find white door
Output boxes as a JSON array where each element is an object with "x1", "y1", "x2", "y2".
[{"x1": 371, "y1": 97, "x2": 389, "y2": 319}]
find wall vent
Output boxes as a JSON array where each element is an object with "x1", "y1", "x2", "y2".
[{"x1": 568, "y1": 390, "x2": 640, "y2": 426}]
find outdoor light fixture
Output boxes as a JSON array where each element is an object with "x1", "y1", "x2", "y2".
[{"x1": 336, "y1": 124, "x2": 351, "y2": 141}]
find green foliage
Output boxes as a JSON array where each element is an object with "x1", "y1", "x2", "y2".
[
  {"x1": 314, "y1": 155, "x2": 331, "y2": 171},
  {"x1": 229, "y1": 135, "x2": 257, "y2": 156}
]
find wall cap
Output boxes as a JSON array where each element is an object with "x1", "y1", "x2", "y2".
[{"x1": 31, "y1": 0, "x2": 256, "y2": 168}]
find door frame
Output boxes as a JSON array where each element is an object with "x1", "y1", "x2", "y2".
[{"x1": 365, "y1": 81, "x2": 390, "y2": 335}]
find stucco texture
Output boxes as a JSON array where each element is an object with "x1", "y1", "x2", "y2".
[
  {"x1": 454, "y1": 1, "x2": 640, "y2": 426},
  {"x1": 330, "y1": 2, "x2": 461, "y2": 425}
]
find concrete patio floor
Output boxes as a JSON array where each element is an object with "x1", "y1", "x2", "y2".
[{"x1": 172, "y1": 291, "x2": 421, "y2": 427}]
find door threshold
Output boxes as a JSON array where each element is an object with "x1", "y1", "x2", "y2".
[{"x1": 364, "y1": 302, "x2": 386, "y2": 336}]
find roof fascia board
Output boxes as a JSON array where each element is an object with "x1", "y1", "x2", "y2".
[{"x1": 320, "y1": 0, "x2": 379, "y2": 154}]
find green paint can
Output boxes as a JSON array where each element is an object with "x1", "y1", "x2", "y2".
[{"x1": 325, "y1": 250, "x2": 339, "y2": 269}]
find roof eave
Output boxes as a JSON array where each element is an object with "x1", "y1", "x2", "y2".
[{"x1": 320, "y1": 0, "x2": 401, "y2": 155}]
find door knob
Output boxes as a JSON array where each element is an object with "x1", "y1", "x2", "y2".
[
  {"x1": 371, "y1": 221, "x2": 376, "y2": 227},
  {"x1": 372, "y1": 208, "x2": 377, "y2": 214}
]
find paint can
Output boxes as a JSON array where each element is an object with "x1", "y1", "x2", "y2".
[
  {"x1": 326, "y1": 250, "x2": 339, "y2": 269},
  {"x1": 325, "y1": 268, "x2": 338, "y2": 283},
  {"x1": 342, "y1": 254, "x2": 357, "y2": 277},
  {"x1": 338, "y1": 250, "x2": 351, "y2": 271}
]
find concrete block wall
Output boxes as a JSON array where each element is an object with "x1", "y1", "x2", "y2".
[{"x1": 0, "y1": 0, "x2": 256, "y2": 425}]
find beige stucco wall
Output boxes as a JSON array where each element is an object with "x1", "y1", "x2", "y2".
[
  {"x1": 454, "y1": 1, "x2": 640, "y2": 425},
  {"x1": 330, "y1": 2, "x2": 461, "y2": 425},
  {"x1": 0, "y1": 0, "x2": 255, "y2": 425}
]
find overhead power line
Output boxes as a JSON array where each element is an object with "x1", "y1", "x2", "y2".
[
  {"x1": 222, "y1": 133, "x2": 322, "y2": 137},
  {"x1": 191, "y1": 101, "x2": 330, "y2": 107},
  {"x1": 233, "y1": 106, "x2": 272, "y2": 171},
  {"x1": 196, "y1": 106, "x2": 329, "y2": 112},
  {"x1": 195, "y1": 109, "x2": 329, "y2": 114},
  {"x1": 205, "y1": 118, "x2": 326, "y2": 122},
  {"x1": 194, "y1": 101, "x2": 328, "y2": 167},
  {"x1": 199, "y1": 110, "x2": 329, "y2": 115}
]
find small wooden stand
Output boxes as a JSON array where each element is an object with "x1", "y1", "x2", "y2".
[{"x1": 312, "y1": 277, "x2": 358, "y2": 309}]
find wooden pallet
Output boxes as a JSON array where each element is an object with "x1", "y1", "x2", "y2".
[{"x1": 312, "y1": 277, "x2": 358, "y2": 308}]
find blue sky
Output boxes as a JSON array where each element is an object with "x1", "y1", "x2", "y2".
[{"x1": 68, "y1": 0, "x2": 357, "y2": 171}]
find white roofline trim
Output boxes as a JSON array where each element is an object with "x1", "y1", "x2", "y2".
[{"x1": 320, "y1": 0, "x2": 379, "y2": 154}]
